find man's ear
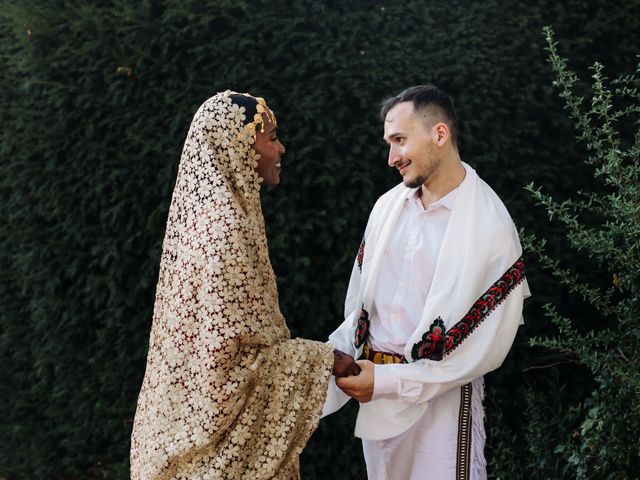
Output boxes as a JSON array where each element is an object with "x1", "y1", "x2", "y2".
[{"x1": 432, "y1": 122, "x2": 449, "y2": 147}]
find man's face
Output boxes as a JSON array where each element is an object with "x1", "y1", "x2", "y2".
[
  {"x1": 383, "y1": 102, "x2": 442, "y2": 188},
  {"x1": 252, "y1": 111, "x2": 285, "y2": 186}
]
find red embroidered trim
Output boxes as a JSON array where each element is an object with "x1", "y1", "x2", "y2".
[
  {"x1": 411, "y1": 256, "x2": 526, "y2": 361},
  {"x1": 410, "y1": 317, "x2": 446, "y2": 361},
  {"x1": 353, "y1": 306, "x2": 370, "y2": 348},
  {"x1": 357, "y1": 238, "x2": 365, "y2": 273}
]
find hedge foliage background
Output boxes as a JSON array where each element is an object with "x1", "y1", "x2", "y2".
[{"x1": 1, "y1": 1, "x2": 639, "y2": 478}]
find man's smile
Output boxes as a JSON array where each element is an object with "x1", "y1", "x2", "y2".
[{"x1": 397, "y1": 159, "x2": 412, "y2": 174}]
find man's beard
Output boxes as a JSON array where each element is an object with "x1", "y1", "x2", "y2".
[
  {"x1": 404, "y1": 175, "x2": 426, "y2": 188},
  {"x1": 403, "y1": 155, "x2": 441, "y2": 188}
]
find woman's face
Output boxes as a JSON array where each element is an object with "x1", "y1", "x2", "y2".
[{"x1": 252, "y1": 112, "x2": 285, "y2": 185}]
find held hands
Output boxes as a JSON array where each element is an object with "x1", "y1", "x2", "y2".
[
  {"x1": 335, "y1": 360, "x2": 374, "y2": 403},
  {"x1": 331, "y1": 351, "x2": 375, "y2": 403},
  {"x1": 332, "y1": 349, "x2": 361, "y2": 377}
]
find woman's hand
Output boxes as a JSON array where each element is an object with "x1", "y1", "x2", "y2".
[
  {"x1": 332, "y1": 349, "x2": 361, "y2": 377},
  {"x1": 335, "y1": 360, "x2": 374, "y2": 402}
]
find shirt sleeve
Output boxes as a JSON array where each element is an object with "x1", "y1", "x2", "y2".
[
  {"x1": 322, "y1": 245, "x2": 365, "y2": 418},
  {"x1": 372, "y1": 279, "x2": 528, "y2": 404}
]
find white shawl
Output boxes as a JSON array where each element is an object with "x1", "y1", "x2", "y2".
[{"x1": 323, "y1": 162, "x2": 530, "y2": 440}]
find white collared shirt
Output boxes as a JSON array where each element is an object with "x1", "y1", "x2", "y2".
[{"x1": 368, "y1": 185, "x2": 458, "y2": 355}]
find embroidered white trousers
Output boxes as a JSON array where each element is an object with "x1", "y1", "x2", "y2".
[{"x1": 362, "y1": 377, "x2": 487, "y2": 480}]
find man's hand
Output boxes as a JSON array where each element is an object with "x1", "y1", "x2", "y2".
[
  {"x1": 332, "y1": 349, "x2": 361, "y2": 377},
  {"x1": 335, "y1": 360, "x2": 374, "y2": 403}
]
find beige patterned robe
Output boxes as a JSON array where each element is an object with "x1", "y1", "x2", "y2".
[{"x1": 131, "y1": 91, "x2": 334, "y2": 480}]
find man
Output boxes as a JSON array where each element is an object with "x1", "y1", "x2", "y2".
[{"x1": 322, "y1": 85, "x2": 530, "y2": 479}]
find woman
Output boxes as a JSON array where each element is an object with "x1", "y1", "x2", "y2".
[{"x1": 130, "y1": 91, "x2": 358, "y2": 479}]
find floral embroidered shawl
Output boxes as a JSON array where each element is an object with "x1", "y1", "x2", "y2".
[
  {"x1": 324, "y1": 163, "x2": 530, "y2": 440},
  {"x1": 130, "y1": 91, "x2": 334, "y2": 480}
]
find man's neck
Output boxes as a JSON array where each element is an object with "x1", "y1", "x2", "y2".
[{"x1": 419, "y1": 157, "x2": 466, "y2": 208}]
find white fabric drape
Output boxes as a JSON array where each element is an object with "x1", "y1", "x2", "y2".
[{"x1": 323, "y1": 162, "x2": 530, "y2": 442}]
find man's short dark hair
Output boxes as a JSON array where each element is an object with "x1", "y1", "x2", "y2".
[{"x1": 380, "y1": 84, "x2": 459, "y2": 147}]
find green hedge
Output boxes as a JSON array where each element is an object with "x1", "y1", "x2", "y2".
[{"x1": 1, "y1": 1, "x2": 639, "y2": 478}]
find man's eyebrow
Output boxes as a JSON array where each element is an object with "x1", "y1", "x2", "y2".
[{"x1": 383, "y1": 131, "x2": 403, "y2": 142}]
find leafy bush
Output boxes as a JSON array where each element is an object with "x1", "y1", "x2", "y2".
[{"x1": 520, "y1": 27, "x2": 640, "y2": 478}]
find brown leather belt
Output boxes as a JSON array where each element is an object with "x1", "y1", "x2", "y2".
[{"x1": 362, "y1": 343, "x2": 406, "y2": 364}]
